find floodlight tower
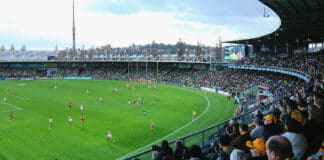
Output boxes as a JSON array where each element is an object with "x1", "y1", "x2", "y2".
[{"x1": 72, "y1": 0, "x2": 76, "y2": 54}]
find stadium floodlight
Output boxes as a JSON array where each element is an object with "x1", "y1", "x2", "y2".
[
  {"x1": 263, "y1": 7, "x2": 270, "y2": 18},
  {"x1": 72, "y1": 0, "x2": 76, "y2": 55}
]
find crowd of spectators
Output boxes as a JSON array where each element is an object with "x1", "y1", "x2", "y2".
[
  {"x1": 237, "y1": 52, "x2": 323, "y2": 79},
  {"x1": 0, "y1": 53, "x2": 323, "y2": 160},
  {"x1": 142, "y1": 53, "x2": 323, "y2": 160},
  {"x1": 151, "y1": 81, "x2": 323, "y2": 160}
]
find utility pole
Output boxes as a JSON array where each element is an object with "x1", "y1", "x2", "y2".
[{"x1": 72, "y1": 0, "x2": 76, "y2": 55}]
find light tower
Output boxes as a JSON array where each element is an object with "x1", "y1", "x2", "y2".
[{"x1": 72, "y1": 0, "x2": 76, "y2": 54}]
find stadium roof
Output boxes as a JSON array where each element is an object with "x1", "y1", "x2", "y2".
[{"x1": 225, "y1": 0, "x2": 324, "y2": 45}]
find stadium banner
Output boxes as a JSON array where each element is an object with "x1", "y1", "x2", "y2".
[
  {"x1": 179, "y1": 63, "x2": 191, "y2": 69},
  {"x1": 200, "y1": 87, "x2": 228, "y2": 96},
  {"x1": 0, "y1": 63, "x2": 9, "y2": 68},
  {"x1": 44, "y1": 63, "x2": 58, "y2": 68},
  {"x1": 172, "y1": 82, "x2": 183, "y2": 86},
  {"x1": 193, "y1": 64, "x2": 207, "y2": 69},
  {"x1": 8, "y1": 63, "x2": 44, "y2": 68},
  {"x1": 228, "y1": 65, "x2": 310, "y2": 82},
  {"x1": 64, "y1": 77, "x2": 92, "y2": 80},
  {"x1": 128, "y1": 78, "x2": 152, "y2": 83}
]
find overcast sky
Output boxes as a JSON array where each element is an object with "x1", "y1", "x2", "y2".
[{"x1": 0, "y1": 0, "x2": 280, "y2": 50}]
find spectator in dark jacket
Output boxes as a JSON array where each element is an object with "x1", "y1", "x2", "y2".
[
  {"x1": 174, "y1": 140, "x2": 189, "y2": 160},
  {"x1": 157, "y1": 140, "x2": 173, "y2": 160},
  {"x1": 231, "y1": 124, "x2": 252, "y2": 154},
  {"x1": 263, "y1": 114, "x2": 283, "y2": 140}
]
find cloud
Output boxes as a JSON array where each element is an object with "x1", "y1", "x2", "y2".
[
  {"x1": 75, "y1": 10, "x2": 244, "y2": 47},
  {"x1": 0, "y1": 0, "x2": 280, "y2": 49}
]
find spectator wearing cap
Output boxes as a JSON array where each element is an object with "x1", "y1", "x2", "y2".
[
  {"x1": 250, "y1": 117, "x2": 264, "y2": 139},
  {"x1": 282, "y1": 117, "x2": 308, "y2": 160},
  {"x1": 266, "y1": 135, "x2": 295, "y2": 160},
  {"x1": 246, "y1": 138, "x2": 268, "y2": 160},
  {"x1": 263, "y1": 114, "x2": 283, "y2": 140},
  {"x1": 231, "y1": 124, "x2": 252, "y2": 154}
]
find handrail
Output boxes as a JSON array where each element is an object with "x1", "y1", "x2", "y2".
[{"x1": 123, "y1": 98, "x2": 281, "y2": 160}]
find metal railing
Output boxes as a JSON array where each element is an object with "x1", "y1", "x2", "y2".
[{"x1": 123, "y1": 98, "x2": 280, "y2": 160}]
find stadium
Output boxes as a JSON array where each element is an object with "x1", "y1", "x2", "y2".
[{"x1": 0, "y1": 0, "x2": 323, "y2": 160}]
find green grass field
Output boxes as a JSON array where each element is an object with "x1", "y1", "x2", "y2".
[{"x1": 0, "y1": 80, "x2": 236, "y2": 160}]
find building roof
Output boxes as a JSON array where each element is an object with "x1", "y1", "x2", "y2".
[{"x1": 225, "y1": 0, "x2": 324, "y2": 46}]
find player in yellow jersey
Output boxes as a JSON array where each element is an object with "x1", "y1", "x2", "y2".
[
  {"x1": 48, "y1": 116, "x2": 53, "y2": 131},
  {"x1": 192, "y1": 110, "x2": 197, "y2": 120}
]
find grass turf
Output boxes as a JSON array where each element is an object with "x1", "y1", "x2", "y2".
[{"x1": 0, "y1": 80, "x2": 236, "y2": 160}]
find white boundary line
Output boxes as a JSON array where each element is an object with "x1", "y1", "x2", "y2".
[
  {"x1": 117, "y1": 88, "x2": 210, "y2": 160},
  {"x1": 0, "y1": 88, "x2": 24, "y2": 111},
  {"x1": 5, "y1": 88, "x2": 31, "y2": 100},
  {"x1": 0, "y1": 101, "x2": 23, "y2": 111}
]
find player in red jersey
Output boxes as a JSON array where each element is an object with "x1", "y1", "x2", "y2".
[
  {"x1": 68, "y1": 100, "x2": 72, "y2": 111},
  {"x1": 80, "y1": 114, "x2": 85, "y2": 126},
  {"x1": 9, "y1": 109, "x2": 14, "y2": 121},
  {"x1": 150, "y1": 121, "x2": 155, "y2": 133}
]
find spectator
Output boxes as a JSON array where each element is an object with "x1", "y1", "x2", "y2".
[
  {"x1": 250, "y1": 117, "x2": 264, "y2": 139},
  {"x1": 246, "y1": 138, "x2": 267, "y2": 160},
  {"x1": 217, "y1": 134, "x2": 234, "y2": 160},
  {"x1": 227, "y1": 119, "x2": 240, "y2": 140},
  {"x1": 231, "y1": 124, "x2": 252, "y2": 154},
  {"x1": 203, "y1": 137, "x2": 220, "y2": 159},
  {"x1": 282, "y1": 117, "x2": 308, "y2": 159},
  {"x1": 313, "y1": 89, "x2": 324, "y2": 121},
  {"x1": 303, "y1": 104, "x2": 324, "y2": 156},
  {"x1": 230, "y1": 149, "x2": 247, "y2": 160},
  {"x1": 263, "y1": 114, "x2": 283, "y2": 140},
  {"x1": 174, "y1": 140, "x2": 189, "y2": 160},
  {"x1": 266, "y1": 135, "x2": 295, "y2": 160},
  {"x1": 157, "y1": 140, "x2": 173, "y2": 160},
  {"x1": 306, "y1": 138, "x2": 323, "y2": 160},
  {"x1": 188, "y1": 145, "x2": 202, "y2": 160},
  {"x1": 152, "y1": 145, "x2": 161, "y2": 160}
]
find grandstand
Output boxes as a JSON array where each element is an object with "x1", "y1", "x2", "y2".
[{"x1": 0, "y1": 0, "x2": 323, "y2": 160}]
